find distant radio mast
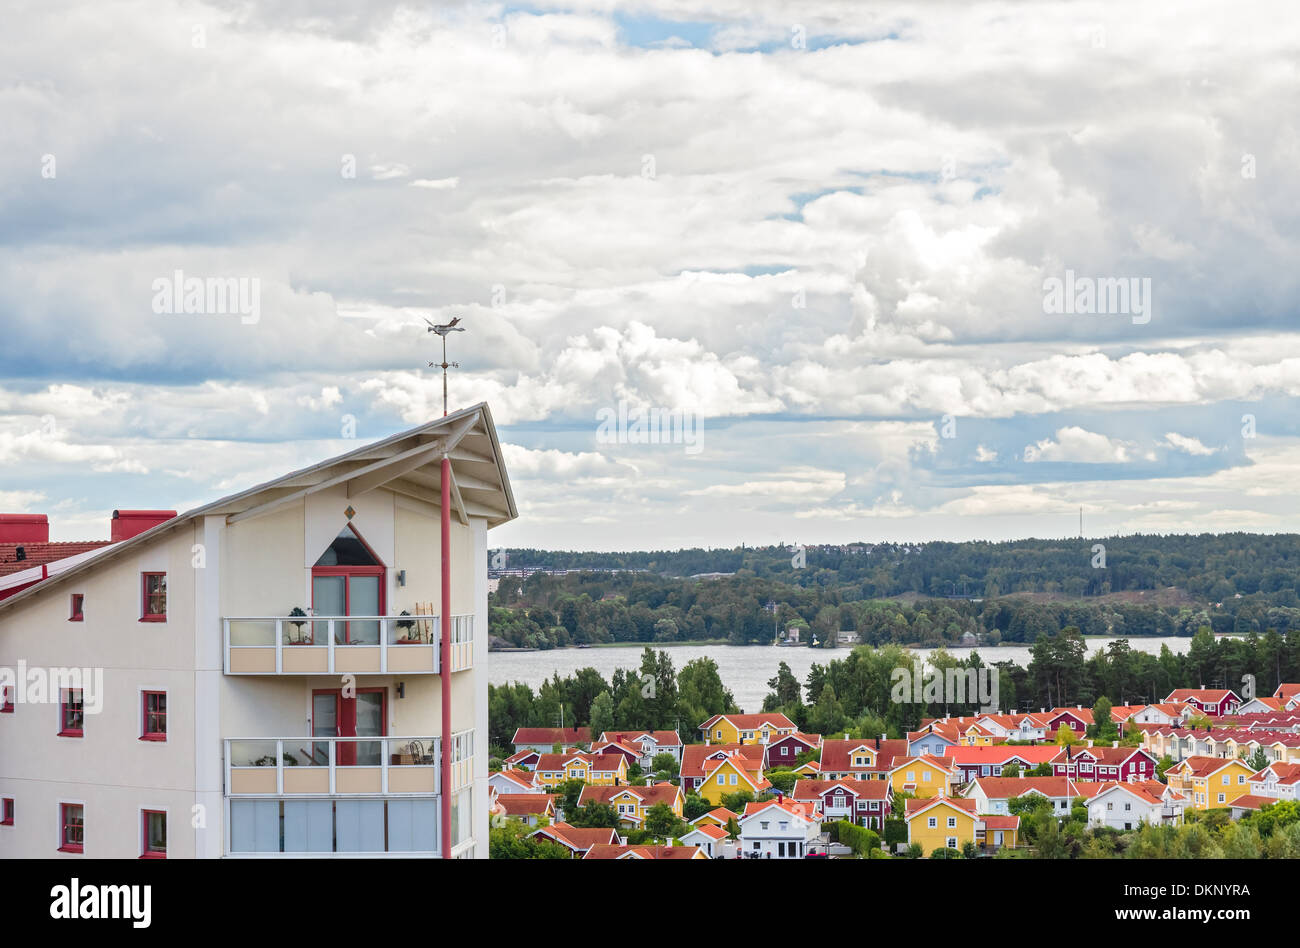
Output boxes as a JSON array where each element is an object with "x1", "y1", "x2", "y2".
[{"x1": 424, "y1": 316, "x2": 465, "y2": 416}]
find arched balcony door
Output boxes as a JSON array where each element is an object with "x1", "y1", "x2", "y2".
[{"x1": 311, "y1": 523, "x2": 385, "y2": 645}]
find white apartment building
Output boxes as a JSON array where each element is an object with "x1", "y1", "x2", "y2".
[{"x1": 0, "y1": 403, "x2": 514, "y2": 859}]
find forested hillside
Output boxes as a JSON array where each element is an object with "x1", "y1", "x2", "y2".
[{"x1": 489, "y1": 535, "x2": 1300, "y2": 649}]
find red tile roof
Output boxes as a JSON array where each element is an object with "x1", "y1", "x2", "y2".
[
  {"x1": 494, "y1": 793, "x2": 556, "y2": 816},
  {"x1": 970, "y1": 776, "x2": 1076, "y2": 799},
  {"x1": 698, "y1": 712, "x2": 797, "y2": 732},
  {"x1": 681, "y1": 743, "x2": 764, "y2": 778},
  {"x1": 530, "y1": 822, "x2": 619, "y2": 852},
  {"x1": 583, "y1": 843, "x2": 703, "y2": 859},
  {"x1": 600, "y1": 730, "x2": 682, "y2": 747},
  {"x1": 0, "y1": 541, "x2": 114, "y2": 577},
  {"x1": 578, "y1": 783, "x2": 681, "y2": 809},
  {"x1": 511, "y1": 727, "x2": 590, "y2": 745},
  {"x1": 791, "y1": 778, "x2": 890, "y2": 801},
  {"x1": 905, "y1": 796, "x2": 977, "y2": 817}
]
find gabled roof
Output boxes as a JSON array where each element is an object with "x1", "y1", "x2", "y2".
[
  {"x1": 1274, "y1": 684, "x2": 1300, "y2": 702},
  {"x1": 739, "y1": 798, "x2": 819, "y2": 823},
  {"x1": 681, "y1": 743, "x2": 763, "y2": 778},
  {"x1": 511, "y1": 727, "x2": 591, "y2": 746},
  {"x1": 690, "y1": 807, "x2": 739, "y2": 826},
  {"x1": 904, "y1": 796, "x2": 977, "y2": 819},
  {"x1": 1165, "y1": 689, "x2": 1240, "y2": 704},
  {"x1": 578, "y1": 783, "x2": 681, "y2": 810},
  {"x1": 698, "y1": 712, "x2": 796, "y2": 732},
  {"x1": 494, "y1": 794, "x2": 556, "y2": 816},
  {"x1": 1172, "y1": 755, "x2": 1254, "y2": 778},
  {"x1": 943, "y1": 745, "x2": 1060, "y2": 766},
  {"x1": 682, "y1": 823, "x2": 728, "y2": 841},
  {"x1": 1079, "y1": 781, "x2": 1168, "y2": 806},
  {"x1": 0, "y1": 403, "x2": 517, "y2": 616},
  {"x1": 791, "y1": 778, "x2": 889, "y2": 801},
  {"x1": 599, "y1": 730, "x2": 682, "y2": 747},
  {"x1": 0, "y1": 541, "x2": 115, "y2": 578},
  {"x1": 492, "y1": 769, "x2": 538, "y2": 790},
  {"x1": 1249, "y1": 762, "x2": 1300, "y2": 785},
  {"x1": 968, "y1": 777, "x2": 1077, "y2": 799},
  {"x1": 583, "y1": 843, "x2": 704, "y2": 860},
  {"x1": 529, "y1": 822, "x2": 620, "y2": 852}
]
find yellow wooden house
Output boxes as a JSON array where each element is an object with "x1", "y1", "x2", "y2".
[
  {"x1": 1164, "y1": 756, "x2": 1256, "y2": 809},
  {"x1": 888, "y1": 755, "x2": 957, "y2": 799}
]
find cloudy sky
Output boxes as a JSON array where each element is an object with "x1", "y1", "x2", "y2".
[{"x1": 3, "y1": 1, "x2": 1299, "y2": 550}]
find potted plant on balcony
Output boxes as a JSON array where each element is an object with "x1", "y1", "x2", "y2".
[
  {"x1": 286, "y1": 606, "x2": 311, "y2": 645},
  {"x1": 394, "y1": 610, "x2": 419, "y2": 644}
]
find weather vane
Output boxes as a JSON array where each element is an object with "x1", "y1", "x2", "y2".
[{"x1": 424, "y1": 315, "x2": 465, "y2": 417}]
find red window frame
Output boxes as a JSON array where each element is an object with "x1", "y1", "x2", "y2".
[
  {"x1": 59, "y1": 803, "x2": 83, "y2": 853},
  {"x1": 141, "y1": 809, "x2": 166, "y2": 858},
  {"x1": 141, "y1": 572, "x2": 167, "y2": 622},
  {"x1": 1, "y1": 798, "x2": 13, "y2": 825},
  {"x1": 59, "y1": 689, "x2": 84, "y2": 737},
  {"x1": 1, "y1": 686, "x2": 13, "y2": 713},
  {"x1": 141, "y1": 691, "x2": 167, "y2": 741},
  {"x1": 69, "y1": 594, "x2": 84, "y2": 622}
]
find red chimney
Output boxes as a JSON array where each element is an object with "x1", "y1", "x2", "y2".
[
  {"x1": 111, "y1": 510, "x2": 177, "y2": 542},
  {"x1": 0, "y1": 514, "x2": 49, "y2": 544}
]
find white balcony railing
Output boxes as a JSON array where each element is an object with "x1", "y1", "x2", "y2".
[
  {"x1": 224, "y1": 732, "x2": 474, "y2": 797},
  {"x1": 224, "y1": 613, "x2": 474, "y2": 675}
]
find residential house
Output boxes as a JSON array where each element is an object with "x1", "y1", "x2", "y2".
[
  {"x1": 1275, "y1": 684, "x2": 1300, "y2": 711},
  {"x1": 1045, "y1": 707, "x2": 1092, "y2": 738},
  {"x1": 583, "y1": 843, "x2": 708, "y2": 859},
  {"x1": 805, "y1": 737, "x2": 910, "y2": 781},
  {"x1": 596, "y1": 729, "x2": 683, "y2": 768},
  {"x1": 679, "y1": 822, "x2": 728, "y2": 857},
  {"x1": 489, "y1": 768, "x2": 540, "y2": 795},
  {"x1": 764, "y1": 732, "x2": 822, "y2": 770},
  {"x1": 1237, "y1": 696, "x2": 1286, "y2": 715},
  {"x1": 790, "y1": 778, "x2": 891, "y2": 829},
  {"x1": 1130, "y1": 703, "x2": 1192, "y2": 727},
  {"x1": 943, "y1": 745, "x2": 1061, "y2": 784},
  {"x1": 1164, "y1": 689, "x2": 1241, "y2": 717},
  {"x1": 1050, "y1": 744, "x2": 1158, "y2": 782},
  {"x1": 533, "y1": 752, "x2": 628, "y2": 789},
  {"x1": 1248, "y1": 762, "x2": 1300, "y2": 801},
  {"x1": 491, "y1": 793, "x2": 556, "y2": 827},
  {"x1": 966, "y1": 777, "x2": 1080, "y2": 817},
  {"x1": 510, "y1": 727, "x2": 591, "y2": 755},
  {"x1": 906, "y1": 725, "x2": 958, "y2": 758},
  {"x1": 905, "y1": 796, "x2": 978, "y2": 854},
  {"x1": 680, "y1": 743, "x2": 764, "y2": 795},
  {"x1": 502, "y1": 749, "x2": 541, "y2": 771},
  {"x1": 576, "y1": 782, "x2": 683, "y2": 828},
  {"x1": 699, "y1": 752, "x2": 770, "y2": 805},
  {"x1": 1164, "y1": 755, "x2": 1256, "y2": 809},
  {"x1": 1083, "y1": 781, "x2": 1185, "y2": 830},
  {"x1": 698, "y1": 713, "x2": 797, "y2": 746},
  {"x1": 888, "y1": 755, "x2": 958, "y2": 799},
  {"x1": 528, "y1": 822, "x2": 619, "y2": 857},
  {"x1": 737, "y1": 796, "x2": 821, "y2": 859},
  {"x1": 689, "y1": 806, "x2": 739, "y2": 829},
  {"x1": 0, "y1": 404, "x2": 514, "y2": 859}
]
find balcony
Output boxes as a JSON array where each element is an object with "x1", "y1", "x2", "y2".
[
  {"x1": 224, "y1": 613, "x2": 473, "y2": 675},
  {"x1": 225, "y1": 733, "x2": 474, "y2": 796}
]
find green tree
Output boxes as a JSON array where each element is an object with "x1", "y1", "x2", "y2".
[
  {"x1": 645, "y1": 802, "x2": 684, "y2": 838},
  {"x1": 588, "y1": 691, "x2": 615, "y2": 742},
  {"x1": 569, "y1": 800, "x2": 619, "y2": 828},
  {"x1": 489, "y1": 820, "x2": 571, "y2": 859}
]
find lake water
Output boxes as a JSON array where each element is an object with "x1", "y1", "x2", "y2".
[{"x1": 488, "y1": 637, "x2": 1197, "y2": 714}]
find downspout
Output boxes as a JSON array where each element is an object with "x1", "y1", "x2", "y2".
[{"x1": 440, "y1": 455, "x2": 452, "y2": 858}]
